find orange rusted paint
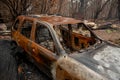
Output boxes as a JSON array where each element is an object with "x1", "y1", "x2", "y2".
[
  {"x1": 39, "y1": 16, "x2": 81, "y2": 25},
  {"x1": 11, "y1": 15, "x2": 58, "y2": 78}
]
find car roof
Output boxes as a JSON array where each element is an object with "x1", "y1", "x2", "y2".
[
  {"x1": 38, "y1": 16, "x2": 82, "y2": 26},
  {"x1": 18, "y1": 15, "x2": 83, "y2": 26}
]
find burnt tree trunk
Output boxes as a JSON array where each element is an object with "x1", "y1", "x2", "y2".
[
  {"x1": 118, "y1": 0, "x2": 120, "y2": 20},
  {"x1": 107, "y1": 0, "x2": 118, "y2": 19},
  {"x1": 79, "y1": 0, "x2": 85, "y2": 19},
  {"x1": 94, "y1": 0, "x2": 110, "y2": 20}
]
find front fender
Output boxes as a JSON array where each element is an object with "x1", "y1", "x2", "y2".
[{"x1": 52, "y1": 56, "x2": 108, "y2": 80}]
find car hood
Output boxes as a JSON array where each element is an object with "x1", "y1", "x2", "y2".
[
  {"x1": 70, "y1": 43, "x2": 120, "y2": 80},
  {"x1": 93, "y1": 45, "x2": 120, "y2": 80}
]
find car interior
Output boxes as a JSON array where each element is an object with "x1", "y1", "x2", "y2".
[
  {"x1": 21, "y1": 20, "x2": 32, "y2": 38},
  {"x1": 54, "y1": 23, "x2": 97, "y2": 53},
  {"x1": 35, "y1": 24, "x2": 55, "y2": 52},
  {"x1": 20, "y1": 21, "x2": 98, "y2": 54}
]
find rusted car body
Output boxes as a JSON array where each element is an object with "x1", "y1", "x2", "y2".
[{"x1": 11, "y1": 15, "x2": 120, "y2": 80}]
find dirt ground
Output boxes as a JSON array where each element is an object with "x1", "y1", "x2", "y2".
[
  {"x1": 93, "y1": 20, "x2": 120, "y2": 46},
  {"x1": 93, "y1": 29, "x2": 120, "y2": 46},
  {"x1": 0, "y1": 40, "x2": 18, "y2": 80},
  {"x1": 17, "y1": 57, "x2": 49, "y2": 80}
]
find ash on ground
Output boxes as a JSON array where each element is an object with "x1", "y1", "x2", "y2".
[{"x1": 17, "y1": 58, "x2": 50, "y2": 80}]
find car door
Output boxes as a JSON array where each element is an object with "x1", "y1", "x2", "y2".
[
  {"x1": 12, "y1": 18, "x2": 22, "y2": 42},
  {"x1": 32, "y1": 23, "x2": 57, "y2": 65},
  {"x1": 18, "y1": 19, "x2": 33, "y2": 53},
  {"x1": 29, "y1": 21, "x2": 57, "y2": 77}
]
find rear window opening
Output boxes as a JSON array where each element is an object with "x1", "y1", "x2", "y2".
[{"x1": 54, "y1": 23, "x2": 99, "y2": 53}]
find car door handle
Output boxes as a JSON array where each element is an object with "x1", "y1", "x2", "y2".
[
  {"x1": 18, "y1": 39, "x2": 20, "y2": 42},
  {"x1": 32, "y1": 48, "x2": 35, "y2": 52}
]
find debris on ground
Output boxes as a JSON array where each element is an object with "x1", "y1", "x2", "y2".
[
  {"x1": 0, "y1": 23, "x2": 7, "y2": 31},
  {"x1": 92, "y1": 20, "x2": 120, "y2": 46},
  {"x1": 18, "y1": 62, "x2": 49, "y2": 80}
]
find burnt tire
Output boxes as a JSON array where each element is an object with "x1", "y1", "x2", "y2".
[{"x1": 0, "y1": 40, "x2": 18, "y2": 80}]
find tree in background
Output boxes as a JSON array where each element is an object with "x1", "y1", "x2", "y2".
[
  {"x1": 107, "y1": 0, "x2": 118, "y2": 19},
  {"x1": 39, "y1": 0, "x2": 57, "y2": 14},
  {"x1": 93, "y1": 0, "x2": 110, "y2": 19},
  {"x1": 0, "y1": 0, "x2": 119, "y2": 21},
  {"x1": 79, "y1": 0, "x2": 85, "y2": 19},
  {"x1": 0, "y1": 0, "x2": 58, "y2": 20},
  {"x1": 0, "y1": 0, "x2": 32, "y2": 20},
  {"x1": 118, "y1": 0, "x2": 120, "y2": 20}
]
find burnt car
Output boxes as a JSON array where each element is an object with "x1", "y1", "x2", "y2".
[{"x1": 11, "y1": 15, "x2": 120, "y2": 80}]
